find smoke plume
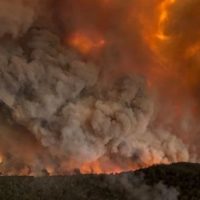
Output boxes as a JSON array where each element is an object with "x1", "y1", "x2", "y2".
[{"x1": 0, "y1": 0, "x2": 198, "y2": 175}]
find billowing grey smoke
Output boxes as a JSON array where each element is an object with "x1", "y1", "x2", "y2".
[
  {"x1": 0, "y1": 0, "x2": 39, "y2": 37},
  {"x1": 0, "y1": 27, "x2": 189, "y2": 174}
]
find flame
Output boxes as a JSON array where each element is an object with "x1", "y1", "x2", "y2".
[
  {"x1": 156, "y1": 0, "x2": 176, "y2": 41},
  {"x1": 78, "y1": 154, "x2": 169, "y2": 174},
  {"x1": 79, "y1": 160, "x2": 127, "y2": 174},
  {"x1": 46, "y1": 166, "x2": 54, "y2": 176},
  {"x1": 139, "y1": 0, "x2": 176, "y2": 59},
  {"x1": 79, "y1": 162, "x2": 164, "y2": 175},
  {"x1": 80, "y1": 161, "x2": 105, "y2": 174},
  {"x1": 67, "y1": 31, "x2": 106, "y2": 55}
]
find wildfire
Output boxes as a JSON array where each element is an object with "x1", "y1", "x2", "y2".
[
  {"x1": 0, "y1": 0, "x2": 196, "y2": 177},
  {"x1": 67, "y1": 31, "x2": 106, "y2": 55}
]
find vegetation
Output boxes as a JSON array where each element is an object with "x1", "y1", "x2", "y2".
[
  {"x1": 136, "y1": 162, "x2": 200, "y2": 200},
  {"x1": 0, "y1": 162, "x2": 199, "y2": 200}
]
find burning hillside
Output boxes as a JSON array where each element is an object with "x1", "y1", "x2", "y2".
[{"x1": 0, "y1": 0, "x2": 199, "y2": 175}]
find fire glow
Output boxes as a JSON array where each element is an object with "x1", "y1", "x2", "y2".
[
  {"x1": 156, "y1": 0, "x2": 176, "y2": 41},
  {"x1": 67, "y1": 32, "x2": 106, "y2": 55}
]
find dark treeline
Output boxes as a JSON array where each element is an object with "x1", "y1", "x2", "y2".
[{"x1": 0, "y1": 162, "x2": 200, "y2": 200}]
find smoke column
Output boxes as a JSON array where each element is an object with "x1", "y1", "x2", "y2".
[{"x1": 0, "y1": 0, "x2": 198, "y2": 175}]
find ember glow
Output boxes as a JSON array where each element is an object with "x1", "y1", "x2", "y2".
[{"x1": 0, "y1": 0, "x2": 199, "y2": 176}]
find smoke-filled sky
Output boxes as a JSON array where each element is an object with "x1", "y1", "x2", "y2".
[{"x1": 0, "y1": 0, "x2": 199, "y2": 175}]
